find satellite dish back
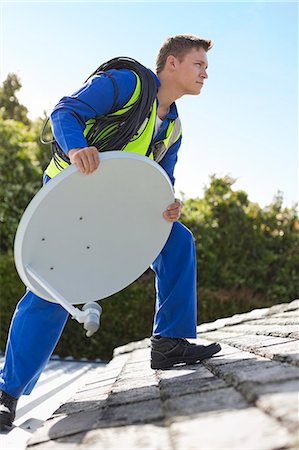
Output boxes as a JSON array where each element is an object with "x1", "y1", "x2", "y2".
[{"x1": 14, "y1": 152, "x2": 174, "y2": 305}]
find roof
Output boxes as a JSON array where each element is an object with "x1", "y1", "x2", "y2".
[
  {"x1": 25, "y1": 299, "x2": 299, "y2": 450},
  {"x1": 0, "y1": 357, "x2": 105, "y2": 450}
]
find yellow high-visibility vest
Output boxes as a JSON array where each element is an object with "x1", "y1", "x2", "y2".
[{"x1": 45, "y1": 72, "x2": 181, "y2": 179}]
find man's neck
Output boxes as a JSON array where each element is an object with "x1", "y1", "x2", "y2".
[
  {"x1": 157, "y1": 84, "x2": 179, "y2": 107},
  {"x1": 156, "y1": 72, "x2": 183, "y2": 119}
]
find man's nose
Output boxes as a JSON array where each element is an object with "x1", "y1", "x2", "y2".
[{"x1": 201, "y1": 69, "x2": 208, "y2": 79}]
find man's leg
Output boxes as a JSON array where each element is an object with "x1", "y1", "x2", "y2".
[
  {"x1": 0, "y1": 172, "x2": 69, "y2": 429},
  {"x1": 0, "y1": 289, "x2": 68, "y2": 398},
  {"x1": 152, "y1": 221, "x2": 197, "y2": 337},
  {"x1": 151, "y1": 221, "x2": 221, "y2": 369}
]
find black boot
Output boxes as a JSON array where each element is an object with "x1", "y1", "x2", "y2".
[
  {"x1": 151, "y1": 336, "x2": 221, "y2": 369},
  {"x1": 0, "y1": 390, "x2": 18, "y2": 430}
]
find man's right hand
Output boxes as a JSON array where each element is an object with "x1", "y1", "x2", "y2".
[{"x1": 68, "y1": 146, "x2": 100, "y2": 174}]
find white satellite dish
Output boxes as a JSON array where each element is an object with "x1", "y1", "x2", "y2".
[{"x1": 14, "y1": 152, "x2": 174, "y2": 335}]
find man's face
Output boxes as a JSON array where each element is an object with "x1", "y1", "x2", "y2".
[{"x1": 174, "y1": 47, "x2": 208, "y2": 95}]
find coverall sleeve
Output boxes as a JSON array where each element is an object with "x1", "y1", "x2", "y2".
[
  {"x1": 50, "y1": 69, "x2": 136, "y2": 154},
  {"x1": 158, "y1": 134, "x2": 182, "y2": 186}
]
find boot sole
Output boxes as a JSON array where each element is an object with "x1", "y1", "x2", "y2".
[{"x1": 151, "y1": 343, "x2": 221, "y2": 370}]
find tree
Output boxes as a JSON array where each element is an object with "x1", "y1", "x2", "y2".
[
  {"x1": 0, "y1": 73, "x2": 30, "y2": 125},
  {"x1": 1, "y1": 74, "x2": 298, "y2": 359},
  {"x1": 0, "y1": 116, "x2": 41, "y2": 252},
  {"x1": 181, "y1": 175, "x2": 299, "y2": 304}
]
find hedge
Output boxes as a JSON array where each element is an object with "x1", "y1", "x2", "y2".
[
  {"x1": 1, "y1": 80, "x2": 298, "y2": 361},
  {"x1": 0, "y1": 253, "x2": 288, "y2": 361}
]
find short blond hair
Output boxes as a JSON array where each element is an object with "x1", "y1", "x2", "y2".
[{"x1": 156, "y1": 34, "x2": 213, "y2": 74}]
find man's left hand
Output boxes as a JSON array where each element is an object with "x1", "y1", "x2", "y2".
[{"x1": 163, "y1": 199, "x2": 183, "y2": 222}]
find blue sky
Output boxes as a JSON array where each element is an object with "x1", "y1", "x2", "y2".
[{"x1": 0, "y1": 1, "x2": 298, "y2": 208}]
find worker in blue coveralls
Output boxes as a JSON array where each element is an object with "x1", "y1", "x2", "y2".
[{"x1": 0, "y1": 34, "x2": 221, "y2": 429}]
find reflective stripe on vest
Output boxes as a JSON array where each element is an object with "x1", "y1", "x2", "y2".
[{"x1": 45, "y1": 72, "x2": 182, "y2": 179}]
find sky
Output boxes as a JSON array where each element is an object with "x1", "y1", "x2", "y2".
[{"x1": 0, "y1": 0, "x2": 298, "y2": 208}]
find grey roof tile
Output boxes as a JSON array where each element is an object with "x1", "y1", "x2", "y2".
[
  {"x1": 26, "y1": 299, "x2": 299, "y2": 450},
  {"x1": 169, "y1": 407, "x2": 293, "y2": 450}
]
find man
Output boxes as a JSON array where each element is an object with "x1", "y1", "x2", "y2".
[{"x1": 0, "y1": 35, "x2": 221, "y2": 429}]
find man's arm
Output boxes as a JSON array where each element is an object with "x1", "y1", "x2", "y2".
[
  {"x1": 159, "y1": 135, "x2": 183, "y2": 221},
  {"x1": 50, "y1": 69, "x2": 137, "y2": 173}
]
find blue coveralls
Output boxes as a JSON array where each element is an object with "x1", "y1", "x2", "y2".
[{"x1": 0, "y1": 69, "x2": 197, "y2": 398}]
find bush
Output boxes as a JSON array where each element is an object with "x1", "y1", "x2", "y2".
[
  {"x1": 181, "y1": 176, "x2": 299, "y2": 304},
  {"x1": 55, "y1": 270, "x2": 157, "y2": 361},
  {"x1": 1, "y1": 176, "x2": 298, "y2": 361},
  {"x1": 0, "y1": 255, "x2": 25, "y2": 351},
  {"x1": 0, "y1": 117, "x2": 42, "y2": 252},
  {"x1": 0, "y1": 255, "x2": 157, "y2": 360},
  {"x1": 197, "y1": 287, "x2": 277, "y2": 324},
  {"x1": 1, "y1": 75, "x2": 298, "y2": 361}
]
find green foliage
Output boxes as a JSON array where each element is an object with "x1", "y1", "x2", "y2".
[
  {"x1": 55, "y1": 270, "x2": 156, "y2": 360},
  {"x1": 0, "y1": 74, "x2": 298, "y2": 361},
  {"x1": 0, "y1": 117, "x2": 42, "y2": 252},
  {"x1": 0, "y1": 74, "x2": 30, "y2": 125},
  {"x1": 181, "y1": 175, "x2": 299, "y2": 307},
  {"x1": 1, "y1": 176, "x2": 298, "y2": 360},
  {"x1": 0, "y1": 74, "x2": 50, "y2": 253},
  {"x1": 0, "y1": 255, "x2": 156, "y2": 360},
  {"x1": 0, "y1": 255, "x2": 25, "y2": 350}
]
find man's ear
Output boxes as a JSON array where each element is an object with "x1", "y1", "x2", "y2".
[{"x1": 166, "y1": 54, "x2": 177, "y2": 71}]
